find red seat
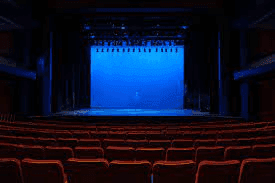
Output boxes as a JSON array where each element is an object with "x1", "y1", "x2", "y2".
[
  {"x1": 54, "y1": 131, "x2": 72, "y2": 138},
  {"x1": 193, "y1": 139, "x2": 216, "y2": 148},
  {"x1": 35, "y1": 130, "x2": 55, "y2": 138},
  {"x1": 153, "y1": 160, "x2": 196, "y2": 183},
  {"x1": 195, "y1": 146, "x2": 225, "y2": 164},
  {"x1": 136, "y1": 147, "x2": 166, "y2": 163},
  {"x1": 44, "y1": 146, "x2": 74, "y2": 162},
  {"x1": 237, "y1": 138, "x2": 255, "y2": 146},
  {"x1": 71, "y1": 131, "x2": 90, "y2": 139},
  {"x1": 224, "y1": 146, "x2": 252, "y2": 161},
  {"x1": 0, "y1": 158, "x2": 23, "y2": 183},
  {"x1": 21, "y1": 158, "x2": 67, "y2": 183},
  {"x1": 239, "y1": 158, "x2": 274, "y2": 183},
  {"x1": 108, "y1": 160, "x2": 152, "y2": 183},
  {"x1": 217, "y1": 130, "x2": 235, "y2": 139},
  {"x1": 216, "y1": 139, "x2": 239, "y2": 147},
  {"x1": 146, "y1": 131, "x2": 167, "y2": 140},
  {"x1": 56, "y1": 138, "x2": 78, "y2": 147},
  {"x1": 195, "y1": 160, "x2": 240, "y2": 183},
  {"x1": 93, "y1": 131, "x2": 109, "y2": 140},
  {"x1": 147, "y1": 140, "x2": 171, "y2": 149},
  {"x1": 105, "y1": 146, "x2": 135, "y2": 161},
  {"x1": 102, "y1": 139, "x2": 127, "y2": 149},
  {"x1": 172, "y1": 139, "x2": 194, "y2": 148},
  {"x1": 37, "y1": 138, "x2": 57, "y2": 146},
  {"x1": 0, "y1": 143, "x2": 17, "y2": 158},
  {"x1": 183, "y1": 131, "x2": 202, "y2": 140},
  {"x1": 77, "y1": 139, "x2": 101, "y2": 147},
  {"x1": 0, "y1": 135, "x2": 17, "y2": 144},
  {"x1": 166, "y1": 147, "x2": 195, "y2": 161},
  {"x1": 198, "y1": 131, "x2": 218, "y2": 139},
  {"x1": 127, "y1": 132, "x2": 146, "y2": 140},
  {"x1": 74, "y1": 147, "x2": 104, "y2": 159},
  {"x1": 16, "y1": 145, "x2": 44, "y2": 160},
  {"x1": 65, "y1": 158, "x2": 109, "y2": 183},
  {"x1": 108, "y1": 131, "x2": 126, "y2": 139},
  {"x1": 255, "y1": 136, "x2": 275, "y2": 145},
  {"x1": 125, "y1": 140, "x2": 148, "y2": 148},
  {"x1": 16, "y1": 137, "x2": 36, "y2": 146},
  {"x1": 251, "y1": 144, "x2": 275, "y2": 158},
  {"x1": 166, "y1": 131, "x2": 184, "y2": 140}
]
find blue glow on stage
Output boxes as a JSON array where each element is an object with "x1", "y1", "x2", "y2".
[{"x1": 90, "y1": 46, "x2": 184, "y2": 109}]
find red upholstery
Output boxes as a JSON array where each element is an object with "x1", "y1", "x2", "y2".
[
  {"x1": 127, "y1": 132, "x2": 146, "y2": 140},
  {"x1": 102, "y1": 139, "x2": 127, "y2": 149},
  {"x1": 172, "y1": 139, "x2": 194, "y2": 148},
  {"x1": 193, "y1": 139, "x2": 216, "y2": 148},
  {"x1": 77, "y1": 139, "x2": 101, "y2": 147},
  {"x1": 0, "y1": 135, "x2": 17, "y2": 144},
  {"x1": 0, "y1": 143, "x2": 17, "y2": 158},
  {"x1": 71, "y1": 131, "x2": 90, "y2": 139},
  {"x1": 224, "y1": 146, "x2": 252, "y2": 161},
  {"x1": 125, "y1": 140, "x2": 148, "y2": 148},
  {"x1": 16, "y1": 137, "x2": 36, "y2": 146},
  {"x1": 251, "y1": 144, "x2": 275, "y2": 158},
  {"x1": 166, "y1": 147, "x2": 195, "y2": 161},
  {"x1": 195, "y1": 146, "x2": 225, "y2": 164},
  {"x1": 21, "y1": 158, "x2": 67, "y2": 183},
  {"x1": 153, "y1": 160, "x2": 196, "y2": 183},
  {"x1": 108, "y1": 131, "x2": 126, "y2": 139},
  {"x1": 56, "y1": 138, "x2": 78, "y2": 147},
  {"x1": 195, "y1": 160, "x2": 240, "y2": 183},
  {"x1": 44, "y1": 146, "x2": 74, "y2": 162},
  {"x1": 37, "y1": 138, "x2": 57, "y2": 146},
  {"x1": 108, "y1": 160, "x2": 152, "y2": 183},
  {"x1": 239, "y1": 158, "x2": 275, "y2": 183},
  {"x1": 16, "y1": 145, "x2": 44, "y2": 160},
  {"x1": 65, "y1": 158, "x2": 109, "y2": 183},
  {"x1": 216, "y1": 139, "x2": 239, "y2": 147},
  {"x1": 146, "y1": 131, "x2": 167, "y2": 140},
  {"x1": 147, "y1": 140, "x2": 171, "y2": 149},
  {"x1": 74, "y1": 147, "x2": 104, "y2": 159},
  {"x1": 255, "y1": 136, "x2": 275, "y2": 145},
  {"x1": 0, "y1": 158, "x2": 23, "y2": 183},
  {"x1": 54, "y1": 131, "x2": 72, "y2": 138},
  {"x1": 237, "y1": 138, "x2": 255, "y2": 146},
  {"x1": 105, "y1": 146, "x2": 135, "y2": 161},
  {"x1": 136, "y1": 147, "x2": 166, "y2": 163}
]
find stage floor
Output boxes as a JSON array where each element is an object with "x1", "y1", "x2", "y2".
[{"x1": 55, "y1": 108, "x2": 214, "y2": 117}]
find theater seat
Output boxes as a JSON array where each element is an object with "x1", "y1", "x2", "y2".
[
  {"x1": 77, "y1": 139, "x2": 101, "y2": 147},
  {"x1": 108, "y1": 131, "x2": 126, "y2": 139},
  {"x1": 172, "y1": 139, "x2": 194, "y2": 148},
  {"x1": 195, "y1": 160, "x2": 240, "y2": 183},
  {"x1": 102, "y1": 139, "x2": 127, "y2": 149},
  {"x1": 0, "y1": 158, "x2": 23, "y2": 183},
  {"x1": 239, "y1": 158, "x2": 275, "y2": 183},
  {"x1": 125, "y1": 140, "x2": 148, "y2": 148},
  {"x1": 224, "y1": 146, "x2": 252, "y2": 161},
  {"x1": 74, "y1": 147, "x2": 104, "y2": 159},
  {"x1": 54, "y1": 131, "x2": 72, "y2": 139},
  {"x1": 44, "y1": 146, "x2": 74, "y2": 162},
  {"x1": 255, "y1": 136, "x2": 275, "y2": 145},
  {"x1": 127, "y1": 132, "x2": 146, "y2": 140},
  {"x1": 16, "y1": 137, "x2": 36, "y2": 146},
  {"x1": 251, "y1": 144, "x2": 275, "y2": 158},
  {"x1": 71, "y1": 131, "x2": 90, "y2": 139},
  {"x1": 0, "y1": 143, "x2": 17, "y2": 158},
  {"x1": 65, "y1": 158, "x2": 109, "y2": 183},
  {"x1": 136, "y1": 147, "x2": 166, "y2": 163},
  {"x1": 56, "y1": 138, "x2": 78, "y2": 148},
  {"x1": 37, "y1": 138, "x2": 57, "y2": 147},
  {"x1": 216, "y1": 139, "x2": 239, "y2": 147},
  {"x1": 105, "y1": 146, "x2": 135, "y2": 161},
  {"x1": 146, "y1": 131, "x2": 167, "y2": 140},
  {"x1": 195, "y1": 146, "x2": 225, "y2": 164},
  {"x1": 0, "y1": 135, "x2": 17, "y2": 144},
  {"x1": 193, "y1": 139, "x2": 216, "y2": 148},
  {"x1": 21, "y1": 158, "x2": 67, "y2": 183},
  {"x1": 108, "y1": 160, "x2": 152, "y2": 183},
  {"x1": 166, "y1": 147, "x2": 195, "y2": 161},
  {"x1": 153, "y1": 160, "x2": 196, "y2": 183},
  {"x1": 16, "y1": 145, "x2": 44, "y2": 160},
  {"x1": 237, "y1": 138, "x2": 255, "y2": 146},
  {"x1": 147, "y1": 140, "x2": 171, "y2": 149}
]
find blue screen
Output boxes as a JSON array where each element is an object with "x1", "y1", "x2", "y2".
[{"x1": 90, "y1": 46, "x2": 184, "y2": 109}]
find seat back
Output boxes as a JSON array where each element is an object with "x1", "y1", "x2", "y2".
[
  {"x1": 77, "y1": 139, "x2": 101, "y2": 147},
  {"x1": 239, "y1": 158, "x2": 274, "y2": 183},
  {"x1": 21, "y1": 158, "x2": 66, "y2": 183},
  {"x1": 195, "y1": 146, "x2": 224, "y2": 164},
  {"x1": 74, "y1": 147, "x2": 104, "y2": 159},
  {"x1": 224, "y1": 146, "x2": 252, "y2": 161},
  {"x1": 153, "y1": 160, "x2": 196, "y2": 183},
  {"x1": 195, "y1": 160, "x2": 240, "y2": 183},
  {"x1": 172, "y1": 139, "x2": 194, "y2": 148},
  {"x1": 193, "y1": 139, "x2": 216, "y2": 148},
  {"x1": 65, "y1": 158, "x2": 109, "y2": 183},
  {"x1": 16, "y1": 145, "x2": 44, "y2": 160},
  {"x1": 56, "y1": 138, "x2": 78, "y2": 148},
  {"x1": 0, "y1": 143, "x2": 17, "y2": 158},
  {"x1": 0, "y1": 158, "x2": 23, "y2": 183},
  {"x1": 44, "y1": 146, "x2": 74, "y2": 162},
  {"x1": 136, "y1": 147, "x2": 166, "y2": 163},
  {"x1": 251, "y1": 144, "x2": 275, "y2": 158},
  {"x1": 102, "y1": 139, "x2": 127, "y2": 149},
  {"x1": 147, "y1": 140, "x2": 171, "y2": 149},
  {"x1": 105, "y1": 146, "x2": 135, "y2": 161},
  {"x1": 166, "y1": 147, "x2": 195, "y2": 161},
  {"x1": 108, "y1": 160, "x2": 152, "y2": 183}
]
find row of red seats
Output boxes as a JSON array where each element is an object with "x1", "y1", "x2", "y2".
[
  {"x1": 0, "y1": 126, "x2": 273, "y2": 140},
  {"x1": 0, "y1": 134, "x2": 273, "y2": 148},
  {"x1": 0, "y1": 142, "x2": 273, "y2": 163},
  {"x1": 0, "y1": 157, "x2": 273, "y2": 183}
]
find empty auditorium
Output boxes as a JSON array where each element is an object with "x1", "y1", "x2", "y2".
[{"x1": 0, "y1": 0, "x2": 274, "y2": 183}]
